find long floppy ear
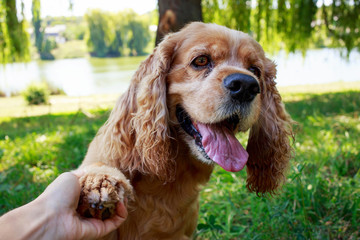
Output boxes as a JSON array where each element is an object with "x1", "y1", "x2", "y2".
[
  {"x1": 246, "y1": 59, "x2": 294, "y2": 195},
  {"x1": 98, "y1": 33, "x2": 180, "y2": 182}
]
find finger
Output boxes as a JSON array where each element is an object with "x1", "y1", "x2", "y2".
[
  {"x1": 42, "y1": 172, "x2": 80, "y2": 197},
  {"x1": 116, "y1": 201, "x2": 128, "y2": 219},
  {"x1": 58, "y1": 172, "x2": 82, "y2": 205},
  {"x1": 79, "y1": 212, "x2": 127, "y2": 239},
  {"x1": 37, "y1": 172, "x2": 81, "y2": 211}
]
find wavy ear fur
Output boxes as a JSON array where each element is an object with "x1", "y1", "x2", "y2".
[
  {"x1": 246, "y1": 59, "x2": 294, "y2": 195},
  {"x1": 98, "y1": 34, "x2": 180, "y2": 182}
]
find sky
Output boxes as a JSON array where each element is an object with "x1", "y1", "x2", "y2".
[{"x1": 19, "y1": 0, "x2": 157, "y2": 19}]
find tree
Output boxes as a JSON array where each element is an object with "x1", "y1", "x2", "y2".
[
  {"x1": 0, "y1": 0, "x2": 30, "y2": 63},
  {"x1": 85, "y1": 10, "x2": 115, "y2": 57},
  {"x1": 202, "y1": 0, "x2": 320, "y2": 54},
  {"x1": 158, "y1": 0, "x2": 360, "y2": 55},
  {"x1": 321, "y1": 1, "x2": 360, "y2": 54},
  {"x1": 32, "y1": 0, "x2": 42, "y2": 53},
  {"x1": 85, "y1": 10, "x2": 151, "y2": 57},
  {"x1": 128, "y1": 20, "x2": 151, "y2": 56},
  {"x1": 31, "y1": 0, "x2": 56, "y2": 60},
  {"x1": 156, "y1": 0, "x2": 202, "y2": 45}
]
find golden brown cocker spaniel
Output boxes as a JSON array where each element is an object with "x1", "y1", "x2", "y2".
[{"x1": 76, "y1": 22, "x2": 293, "y2": 239}]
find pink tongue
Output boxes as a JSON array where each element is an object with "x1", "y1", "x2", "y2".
[{"x1": 196, "y1": 123, "x2": 248, "y2": 172}]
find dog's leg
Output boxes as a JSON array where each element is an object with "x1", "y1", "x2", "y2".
[{"x1": 76, "y1": 163, "x2": 132, "y2": 220}]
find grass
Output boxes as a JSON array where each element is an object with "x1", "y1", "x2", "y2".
[
  {"x1": 0, "y1": 94, "x2": 119, "y2": 118},
  {"x1": 0, "y1": 82, "x2": 359, "y2": 239}
]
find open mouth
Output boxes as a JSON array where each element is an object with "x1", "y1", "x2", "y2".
[{"x1": 176, "y1": 105, "x2": 249, "y2": 172}]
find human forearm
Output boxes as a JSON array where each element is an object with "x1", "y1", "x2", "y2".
[
  {"x1": 0, "y1": 198, "x2": 53, "y2": 240},
  {"x1": 0, "y1": 172, "x2": 127, "y2": 240}
]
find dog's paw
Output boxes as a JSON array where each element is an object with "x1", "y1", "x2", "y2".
[{"x1": 77, "y1": 168, "x2": 132, "y2": 220}]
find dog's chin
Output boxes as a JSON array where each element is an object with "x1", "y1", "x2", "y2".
[{"x1": 176, "y1": 105, "x2": 250, "y2": 172}]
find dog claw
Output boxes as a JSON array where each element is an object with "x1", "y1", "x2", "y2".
[{"x1": 77, "y1": 173, "x2": 132, "y2": 220}]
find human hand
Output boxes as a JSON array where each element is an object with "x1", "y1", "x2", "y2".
[{"x1": 33, "y1": 170, "x2": 127, "y2": 240}]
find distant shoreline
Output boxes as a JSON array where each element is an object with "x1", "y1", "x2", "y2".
[{"x1": 1, "y1": 81, "x2": 359, "y2": 119}]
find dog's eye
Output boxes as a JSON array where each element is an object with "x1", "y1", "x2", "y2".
[
  {"x1": 248, "y1": 66, "x2": 261, "y2": 78},
  {"x1": 192, "y1": 55, "x2": 210, "y2": 68}
]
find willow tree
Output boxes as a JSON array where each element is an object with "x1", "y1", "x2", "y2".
[
  {"x1": 85, "y1": 10, "x2": 114, "y2": 57},
  {"x1": 158, "y1": 0, "x2": 360, "y2": 55},
  {"x1": 0, "y1": 0, "x2": 30, "y2": 63},
  {"x1": 321, "y1": 0, "x2": 360, "y2": 54},
  {"x1": 32, "y1": 0, "x2": 43, "y2": 54}
]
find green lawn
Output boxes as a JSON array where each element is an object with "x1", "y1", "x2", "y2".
[{"x1": 0, "y1": 82, "x2": 359, "y2": 239}]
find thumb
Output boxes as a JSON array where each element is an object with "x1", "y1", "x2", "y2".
[{"x1": 37, "y1": 172, "x2": 81, "y2": 210}]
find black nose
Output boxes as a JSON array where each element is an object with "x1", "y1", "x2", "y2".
[{"x1": 223, "y1": 73, "x2": 260, "y2": 102}]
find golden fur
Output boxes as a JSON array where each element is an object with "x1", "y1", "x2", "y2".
[{"x1": 78, "y1": 22, "x2": 293, "y2": 239}]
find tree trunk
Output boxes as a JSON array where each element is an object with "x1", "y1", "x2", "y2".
[{"x1": 155, "y1": 0, "x2": 202, "y2": 46}]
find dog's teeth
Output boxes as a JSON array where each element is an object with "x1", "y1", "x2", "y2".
[{"x1": 195, "y1": 135, "x2": 202, "y2": 146}]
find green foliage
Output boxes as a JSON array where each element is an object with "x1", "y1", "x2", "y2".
[
  {"x1": 32, "y1": 0, "x2": 42, "y2": 53},
  {"x1": 44, "y1": 16, "x2": 83, "y2": 27},
  {"x1": 22, "y1": 82, "x2": 49, "y2": 105},
  {"x1": 127, "y1": 21, "x2": 151, "y2": 56},
  {"x1": 63, "y1": 24, "x2": 86, "y2": 41},
  {"x1": 322, "y1": 0, "x2": 360, "y2": 55},
  {"x1": 1, "y1": 85, "x2": 359, "y2": 238},
  {"x1": 51, "y1": 40, "x2": 87, "y2": 59},
  {"x1": 0, "y1": 0, "x2": 30, "y2": 63},
  {"x1": 203, "y1": 0, "x2": 360, "y2": 55},
  {"x1": 85, "y1": 10, "x2": 114, "y2": 57},
  {"x1": 43, "y1": 16, "x2": 86, "y2": 41},
  {"x1": 31, "y1": 0, "x2": 56, "y2": 60},
  {"x1": 39, "y1": 38, "x2": 57, "y2": 60},
  {"x1": 85, "y1": 9, "x2": 151, "y2": 57}
]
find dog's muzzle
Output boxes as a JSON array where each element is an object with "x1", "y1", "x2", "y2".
[{"x1": 223, "y1": 73, "x2": 260, "y2": 102}]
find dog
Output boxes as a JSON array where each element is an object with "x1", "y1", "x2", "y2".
[{"x1": 76, "y1": 22, "x2": 293, "y2": 239}]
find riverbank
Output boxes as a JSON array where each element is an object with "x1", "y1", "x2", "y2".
[
  {"x1": 0, "y1": 94, "x2": 119, "y2": 118},
  {"x1": 2, "y1": 48, "x2": 360, "y2": 97},
  {"x1": 1, "y1": 81, "x2": 359, "y2": 118}
]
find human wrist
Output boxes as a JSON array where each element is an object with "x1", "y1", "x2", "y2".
[
  {"x1": 0, "y1": 197, "x2": 54, "y2": 240},
  {"x1": 31, "y1": 194, "x2": 66, "y2": 240},
  {"x1": 25, "y1": 197, "x2": 57, "y2": 240}
]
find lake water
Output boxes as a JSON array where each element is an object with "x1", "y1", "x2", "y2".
[{"x1": 1, "y1": 49, "x2": 359, "y2": 97}]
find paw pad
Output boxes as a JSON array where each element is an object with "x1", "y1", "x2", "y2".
[{"x1": 77, "y1": 174, "x2": 126, "y2": 220}]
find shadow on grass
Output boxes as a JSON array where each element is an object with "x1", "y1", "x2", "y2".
[
  {"x1": 285, "y1": 90, "x2": 360, "y2": 177},
  {"x1": 0, "y1": 110, "x2": 107, "y2": 139},
  {"x1": 0, "y1": 91, "x2": 359, "y2": 238},
  {"x1": 285, "y1": 90, "x2": 360, "y2": 120},
  {"x1": 0, "y1": 109, "x2": 111, "y2": 214},
  {"x1": 196, "y1": 91, "x2": 360, "y2": 239}
]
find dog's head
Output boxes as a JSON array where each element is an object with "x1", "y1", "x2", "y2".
[{"x1": 102, "y1": 22, "x2": 293, "y2": 194}]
